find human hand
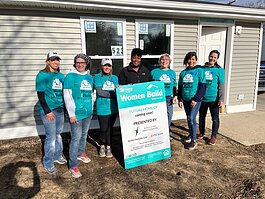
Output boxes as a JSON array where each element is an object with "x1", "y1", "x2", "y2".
[
  {"x1": 46, "y1": 112, "x2": 55, "y2": 121},
  {"x1": 191, "y1": 100, "x2": 197, "y2": 107},
  {"x1": 172, "y1": 96, "x2": 178, "y2": 104},
  {"x1": 70, "y1": 116, "x2": 78, "y2": 124},
  {"x1": 178, "y1": 101, "x2": 183, "y2": 108},
  {"x1": 218, "y1": 101, "x2": 223, "y2": 107}
]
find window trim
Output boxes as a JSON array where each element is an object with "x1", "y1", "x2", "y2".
[
  {"x1": 80, "y1": 16, "x2": 127, "y2": 67},
  {"x1": 135, "y1": 19, "x2": 174, "y2": 69}
]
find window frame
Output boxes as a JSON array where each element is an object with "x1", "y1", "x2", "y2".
[
  {"x1": 135, "y1": 19, "x2": 175, "y2": 69},
  {"x1": 80, "y1": 16, "x2": 127, "y2": 68}
]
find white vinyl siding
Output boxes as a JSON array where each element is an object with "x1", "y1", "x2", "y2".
[
  {"x1": 173, "y1": 19, "x2": 198, "y2": 113},
  {"x1": 126, "y1": 21, "x2": 135, "y2": 64},
  {"x1": 173, "y1": 19, "x2": 198, "y2": 74},
  {"x1": 229, "y1": 22, "x2": 260, "y2": 105},
  {"x1": 0, "y1": 13, "x2": 81, "y2": 129}
]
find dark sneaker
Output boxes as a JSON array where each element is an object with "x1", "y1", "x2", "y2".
[
  {"x1": 54, "y1": 156, "x2": 67, "y2": 165},
  {"x1": 44, "y1": 166, "x2": 57, "y2": 174},
  {"x1": 99, "y1": 146, "x2": 106, "y2": 158},
  {"x1": 69, "y1": 167, "x2": 82, "y2": 178},
  {"x1": 106, "y1": 148, "x2": 113, "y2": 158},
  {"x1": 197, "y1": 133, "x2": 205, "y2": 140},
  {"x1": 187, "y1": 141, "x2": 197, "y2": 150},
  {"x1": 77, "y1": 153, "x2": 91, "y2": 163},
  {"x1": 209, "y1": 136, "x2": 216, "y2": 145},
  {"x1": 184, "y1": 136, "x2": 191, "y2": 143}
]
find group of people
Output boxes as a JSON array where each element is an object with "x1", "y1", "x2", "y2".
[{"x1": 35, "y1": 48, "x2": 224, "y2": 178}]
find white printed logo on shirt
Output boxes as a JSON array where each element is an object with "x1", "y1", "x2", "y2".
[
  {"x1": 205, "y1": 71, "x2": 213, "y2": 80},
  {"x1": 103, "y1": 80, "x2": 115, "y2": 91},
  {"x1": 80, "y1": 80, "x2": 92, "y2": 91},
  {"x1": 183, "y1": 74, "x2": 194, "y2": 83},
  {"x1": 52, "y1": 78, "x2": 63, "y2": 90},
  {"x1": 159, "y1": 74, "x2": 171, "y2": 83}
]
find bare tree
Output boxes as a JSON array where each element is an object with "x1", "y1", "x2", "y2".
[{"x1": 245, "y1": 0, "x2": 265, "y2": 8}]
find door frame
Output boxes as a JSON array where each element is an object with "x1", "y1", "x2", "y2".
[{"x1": 198, "y1": 19, "x2": 235, "y2": 111}]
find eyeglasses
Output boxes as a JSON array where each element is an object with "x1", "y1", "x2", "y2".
[
  {"x1": 76, "y1": 62, "x2": 86, "y2": 65},
  {"x1": 104, "y1": 64, "x2": 112, "y2": 67}
]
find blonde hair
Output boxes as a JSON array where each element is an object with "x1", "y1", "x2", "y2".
[{"x1": 158, "y1": 53, "x2": 172, "y2": 69}]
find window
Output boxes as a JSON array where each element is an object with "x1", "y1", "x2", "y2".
[
  {"x1": 81, "y1": 17, "x2": 126, "y2": 76},
  {"x1": 136, "y1": 20, "x2": 174, "y2": 71}
]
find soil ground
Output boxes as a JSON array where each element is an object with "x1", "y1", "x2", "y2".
[{"x1": 0, "y1": 119, "x2": 264, "y2": 199}]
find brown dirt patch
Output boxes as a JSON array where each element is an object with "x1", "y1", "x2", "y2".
[{"x1": 0, "y1": 120, "x2": 264, "y2": 198}]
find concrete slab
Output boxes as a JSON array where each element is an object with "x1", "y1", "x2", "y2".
[
  {"x1": 206, "y1": 92, "x2": 265, "y2": 146},
  {"x1": 216, "y1": 110, "x2": 265, "y2": 146}
]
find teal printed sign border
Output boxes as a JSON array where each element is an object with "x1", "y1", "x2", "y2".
[{"x1": 124, "y1": 148, "x2": 171, "y2": 169}]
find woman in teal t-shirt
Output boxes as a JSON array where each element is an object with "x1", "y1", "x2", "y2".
[
  {"x1": 198, "y1": 50, "x2": 225, "y2": 145},
  {"x1": 151, "y1": 53, "x2": 177, "y2": 129},
  {"x1": 35, "y1": 52, "x2": 66, "y2": 174},
  {"x1": 178, "y1": 52, "x2": 206, "y2": 150},
  {"x1": 64, "y1": 53, "x2": 93, "y2": 178},
  {"x1": 94, "y1": 58, "x2": 118, "y2": 158}
]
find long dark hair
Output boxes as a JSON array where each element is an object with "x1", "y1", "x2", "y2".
[{"x1": 183, "y1": 52, "x2": 197, "y2": 66}]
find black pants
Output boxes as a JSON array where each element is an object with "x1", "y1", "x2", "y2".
[
  {"x1": 98, "y1": 114, "x2": 117, "y2": 146},
  {"x1": 199, "y1": 101, "x2": 220, "y2": 137}
]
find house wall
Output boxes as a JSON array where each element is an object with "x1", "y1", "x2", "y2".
[
  {"x1": 228, "y1": 22, "x2": 260, "y2": 112},
  {"x1": 172, "y1": 19, "x2": 198, "y2": 119},
  {"x1": 0, "y1": 11, "x2": 81, "y2": 136},
  {"x1": 0, "y1": 8, "x2": 262, "y2": 139}
]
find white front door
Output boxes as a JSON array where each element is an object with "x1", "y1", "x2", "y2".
[{"x1": 199, "y1": 27, "x2": 227, "y2": 67}]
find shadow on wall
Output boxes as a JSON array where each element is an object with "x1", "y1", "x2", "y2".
[{"x1": 0, "y1": 161, "x2": 41, "y2": 198}]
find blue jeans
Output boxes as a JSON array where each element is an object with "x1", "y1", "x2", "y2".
[
  {"x1": 166, "y1": 96, "x2": 173, "y2": 128},
  {"x1": 69, "y1": 116, "x2": 92, "y2": 168},
  {"x1": 183, "y1": 100, "x2": 201, "y2": 142},
  {"x1": 199, "y1": 101, "x2": 220, "y2": 137},
  {"x1": 41, "y1": 107, "x2": 64, "y2": 170}
]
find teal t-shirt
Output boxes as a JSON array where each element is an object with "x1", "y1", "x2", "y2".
[
  {"x1": 178, "y1": 66, "x2": 206, "y2": 101},
  {"x1": 151, "y1": 68, "x2": 177, "y2": 97},
  {"x1": 94, "y1": 73, "x2": 119, "y2": 116},
  {"x1": 64, "y1": 72, "x2": 93, "y2": 120},
  {"x1": 35, "y1": 71, "x2": 64, "y2": 115},
  {"x1": 202, "y1": 65, "x2": 225, "y2": 102}
]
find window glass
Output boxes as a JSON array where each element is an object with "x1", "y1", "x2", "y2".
[
  {"x1": 141, "y1": 58, "x2": 160, "y2": 72},
  {"x1": 85, "y1": 21, "x2": 124, "y2": 56},
  {"x1": 138, "y1": 23, "x2": 171, "y2": 55},
  {"x1": 136, "y1": 21, "x2": 173, "y2": 70}
]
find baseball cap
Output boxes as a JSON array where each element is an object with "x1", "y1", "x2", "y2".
[
  {"x1": 101, "y1": 58, "x2": 112, "y2": 66},
  {"x1": 47, "y1": 52, "x2": 61, "y2": 60}
]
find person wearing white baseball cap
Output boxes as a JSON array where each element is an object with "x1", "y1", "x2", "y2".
[
  {"x1": 35, "y1": 52, "x2": 66, "y2": 174},
  {"x1": 94, "y1": 57, "x2": 118, "y2": 158},
  {"x1": 46, "y1": 52, "x2": 61, "y2": 61}
]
